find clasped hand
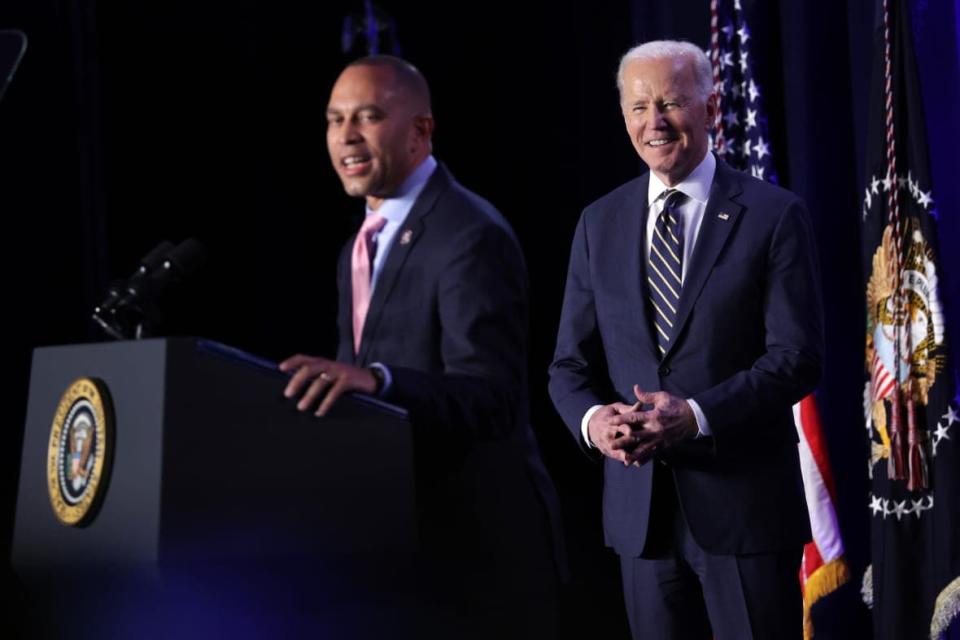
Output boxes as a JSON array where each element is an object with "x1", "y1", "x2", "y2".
[
  {"x1": 279, "y1": 354, "x2": 378, "y2": 417},
  {"x1": 587, "y1": 385, "x2": 699, "y2": 467}
]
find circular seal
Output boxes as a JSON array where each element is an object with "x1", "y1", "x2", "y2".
[{"x1": 47, "y1": 377, "x2": 114, "y2": 526}]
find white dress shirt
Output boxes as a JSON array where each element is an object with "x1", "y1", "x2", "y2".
[{"x1": 365, "y1": 155, "x2": 438, "y2": 294}]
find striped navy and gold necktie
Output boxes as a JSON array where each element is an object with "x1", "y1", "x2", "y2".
[{"x1": 647, "y1": 189, "x2": 687, "y2": 358}]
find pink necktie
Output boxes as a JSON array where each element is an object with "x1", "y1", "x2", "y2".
[{"x1": 351, "y1": 213, "x2": 387, "y2": 354}]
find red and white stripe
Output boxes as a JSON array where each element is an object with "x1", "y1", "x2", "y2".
[
  {"x1": 871, "y1": 352, "x2": 897, "y2": 401},
  {"x1": 709, "y1": 0, "x2": 726, "y2": 152},
  {"x1": 795, "y1": 395, "x2": 850, "y2": 639}
]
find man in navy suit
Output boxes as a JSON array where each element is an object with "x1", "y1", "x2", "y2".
[
  {"x1": 549, "y1": 40, "x2": 823, "y2": 639},
  {"x1": 280, "y1": 56, "x2": 562, "y2": 637}
]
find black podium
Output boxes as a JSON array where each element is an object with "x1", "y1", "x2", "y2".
[{"x1": 12, "y1": 338, "x2": 418, "y2": 638}]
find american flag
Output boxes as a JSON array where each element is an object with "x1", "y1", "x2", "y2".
[
  {"x1": 709, "y1": 2, "x2": 849, "y2": 638},
  {"x1": 709, "y1": 0, "x2": 778, "y2": 184}
]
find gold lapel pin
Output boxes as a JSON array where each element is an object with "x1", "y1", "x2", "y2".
[
  {"x1": 718, "y1": 212, "x2": 730, "y2": 220},
  {"x1": 399, "y1": 229, "x2": 413, "y2": 245}
]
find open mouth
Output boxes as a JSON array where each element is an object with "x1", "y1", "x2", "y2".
[
  {"x1": 341, "y1": 154, "x2": 372, "y2": 174},
  {"x1": 646, "y1": 138, "x2": 678, "y2": 148}
]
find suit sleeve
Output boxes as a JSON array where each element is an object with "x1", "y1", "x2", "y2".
[
  {"x1": 383, "y1": 222, "x2": 529, "y2": 442},
  {"x1": 692, "y1": 199, "x2": 824, "y2": 438},
  {"x1": 548, "y1": 211, "x2": 615, "y2": 454}
]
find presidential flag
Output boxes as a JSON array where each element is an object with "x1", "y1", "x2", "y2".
[
  {"x1": 710, "y1": 3, "x2": 850, "y2": 638},
  {"x1": 860, "y1": 0, "x2": 960, "y2": 637}
]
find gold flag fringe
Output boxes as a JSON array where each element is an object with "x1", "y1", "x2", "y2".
[
  {"x1": 803, "y1": 557, "x2": 851, "y2": 640},
  {"x1": 930, "y1": 575, "x2": 960, "y2": 639}
]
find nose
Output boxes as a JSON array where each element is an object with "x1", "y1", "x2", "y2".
[
  {"x1": 647, "y1": 107, "x2": 667, "y2": 129},
  {"x1": 338, "y1": 119, "x2": 363, "y2": 145}
]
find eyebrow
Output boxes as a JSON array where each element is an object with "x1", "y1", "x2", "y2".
[
  {"x1": 326, "y1": 104, "x2": 383, "y2": 116},
  {"x1": 628, "y1": 94, "x2": 688, "y2": 106}
]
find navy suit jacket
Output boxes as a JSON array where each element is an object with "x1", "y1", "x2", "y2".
[
  {"x1": 549, "y1": 157, "x2": 823, "y2": 557},
  {"x1": 336, "y1": 164, "x2": 563, "y2": 578}
]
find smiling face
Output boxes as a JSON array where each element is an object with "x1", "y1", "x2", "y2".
[
  {"x1": 325, "y1": 64, "x2": 433, "y2": 209},
  {"x1": 620, "y1": 55, "x2": 717, "y2": 186}
]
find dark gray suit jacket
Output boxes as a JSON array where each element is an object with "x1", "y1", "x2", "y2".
[{"x1": 336, "y1": 164, "x2": 564, "y2": 584}]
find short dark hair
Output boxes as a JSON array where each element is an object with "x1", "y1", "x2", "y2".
[{"x1": 347, "y1": 55, "x2": 432, "y2": 112}]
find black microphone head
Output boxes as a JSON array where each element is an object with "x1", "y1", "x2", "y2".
[
  {"x1": 127, "y1": 240, "x2": 175, "y2": 286},
  {"x1": 163, "y1": 238, "x2": 206, "y2": 277},
  {"x1": 139, "y1": 240, "x2": 176, "y2": 270},
  {"x1": 93, "y1": 237, "x2": 206, "y2": 340}
]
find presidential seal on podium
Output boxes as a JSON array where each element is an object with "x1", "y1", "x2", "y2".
[{"x1": 47, "y1": 377, "x2": 114, "y2": 526}]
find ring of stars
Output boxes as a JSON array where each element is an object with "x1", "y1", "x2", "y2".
[
  {"x1": 869, "y1": 493, "x2": 934, "y2": 520},
  {"x1": 861, "y1": 170, "x2": 936, "y2": 220}
]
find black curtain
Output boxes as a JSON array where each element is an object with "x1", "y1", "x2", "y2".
[{"x1": 1, "y1": 0, "x2": 957, "y2": 638}]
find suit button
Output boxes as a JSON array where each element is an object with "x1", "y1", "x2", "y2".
[{"x1": 658, "y1": 366, "x2": 671, "y2": 376}]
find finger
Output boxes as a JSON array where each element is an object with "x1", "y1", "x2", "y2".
[
  {"x1": 625, "y1": 441, "x2": 659, "y2": 466},
  {"x1": 596, "y1": 424, "x2": 629, "y2": 445},
  {"x1": 609, "y1": 433, "x2": 638, "y2": 451},
  {"x1": 625, "y1": 443, "x2": 653, "y2": 465},
  {"x1": 614, "y1": 407, "x2": 664, "y2": 429},
  {"x1": 299, "y1": 371, "x2": 335, "y2": 411},
  {"x1": 279, "y1": 354, "x2": 315, "y2": 372},
  {"x1": 611, "y1": 425, "x2": 659, "y2": 451},
  {"x1": 611, "y1": 402, "x2": 635, "y2": 414},
  {"x1": 277, "y1": 354, "x2": 301, "y2": 372},
  {"x1": 608, "y1": 411, "x2": 646, "y2": 427},
  {"x1": 600, "y1": 445, "x2": 630, "y2": 465},
  {"x1": 317, "y1": 376, "x2": 350, "y2": 416},
  {"x1": 617, "y1": 435, "x2": 656, "y2": 461},
  {"x1": 631, "y1": 429, "x2": 658, "y2": 445},
  {"x1": 633, "y1": 384, "x2": 658, "y2": 405},
  {"x1": 284, "y1": 364, "x2": 318, "y2": 399}
]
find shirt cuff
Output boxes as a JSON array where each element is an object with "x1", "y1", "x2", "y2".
[
  {"x1": 687, "y1": 398, "x2": 711, "y2": 437},
  {"x1": 581, "y1": 404, "x2": 604, "y2": 449},
  {"x1": 369, "y1": 362, "x2": 392, "y2": 396}
]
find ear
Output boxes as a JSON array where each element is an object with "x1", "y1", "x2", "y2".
[
  {"x1": 705, "y1": 91, "x2": 719, "y2": 130},
  {"x1": 412, "y1": 114, "x2": 434, "y2": 143}
]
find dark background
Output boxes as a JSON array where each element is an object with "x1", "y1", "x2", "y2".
[{"x1": 1, "y1": 0, "x2": 958, "y2": 637}]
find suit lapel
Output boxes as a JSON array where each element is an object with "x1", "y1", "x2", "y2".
[
  {"x1": 356, "y1": 164, "x2": 449, "y2": 362},
  {"x1": 666, "y1": 161, "x2": 743, "y2": 358}
]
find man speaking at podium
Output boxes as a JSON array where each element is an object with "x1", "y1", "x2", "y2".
[{"x1": 279, "y1": 56, "x2": 561, "y2": 636}]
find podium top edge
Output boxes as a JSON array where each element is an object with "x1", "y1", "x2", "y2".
[{"x1": 32, "y1": 338, "x2": 410, "y2": 421}]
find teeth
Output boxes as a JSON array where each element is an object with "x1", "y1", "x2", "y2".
[
  {"x1": 648, "y1": 139, "x2": 674, "y2": 147},
  {"x1": 343, "y1": 156, "x2": 369, "y2": 167}
]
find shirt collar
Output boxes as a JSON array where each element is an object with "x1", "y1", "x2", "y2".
[
  {"x1": 647, "y1": 151, "x2": 716, "y2": 207},
  {"x1": 365, "y1": 154, "x2": 438, "y2": 223}
]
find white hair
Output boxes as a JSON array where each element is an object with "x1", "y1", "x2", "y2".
[{"x1": 616, "y1": 40, "x2": 713, "y2": 100}]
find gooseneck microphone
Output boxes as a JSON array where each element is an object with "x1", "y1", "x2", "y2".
[{"x1": 93, "y1": 238, "x2": 206, "y2": 340}]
